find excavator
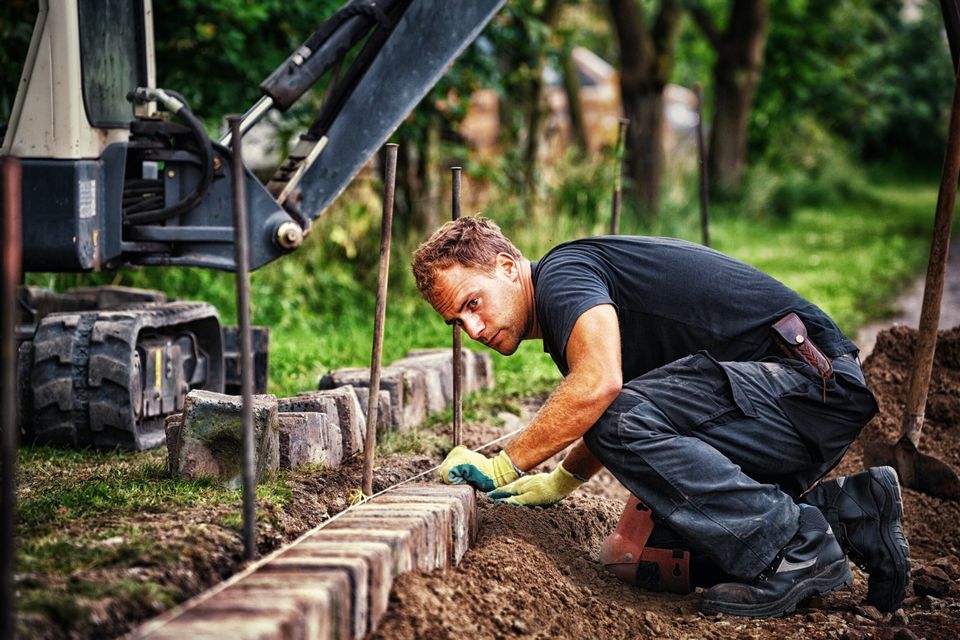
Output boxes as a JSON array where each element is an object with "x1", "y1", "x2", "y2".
[{"x1": 2, "y1": 0, "x2": 505, "y2": 451}]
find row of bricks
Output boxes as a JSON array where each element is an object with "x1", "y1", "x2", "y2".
[
  {"x1": 130, "y1": 484, "x2": 477, "y2": 639},
  {"x1": 166, "y1": 348, "x2": 493, "y2": 482}
]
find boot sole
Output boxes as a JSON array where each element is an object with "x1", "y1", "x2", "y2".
[
  {"x1": 700, "y1": 557, "x2": 853, "y2": 618},
  {"x1": 868, "y1": 466, "x2": 910, "y2": 612}
]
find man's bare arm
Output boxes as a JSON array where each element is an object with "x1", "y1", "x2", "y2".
[
  {"x1": 505, "y1": 303, "x2": 622, "y2": 471},
  {"x1": 561, "y1": 439, "x2": 606, "y2": 480}
]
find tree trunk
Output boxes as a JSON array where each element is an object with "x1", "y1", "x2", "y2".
[
  {"x1": 690, "y1": 0, "x2": 768, "y2": 193},
  {"x1": 521, "y1": 0, "x2": 564, "y2": 208},
  {"x1": 561, "y1": 45, "x2": 588, "y2": 155},
  {"x1": 396, "y1": 117, "x2": 441, "y2": 234},
  {"x1": 621, "y1": 80, "x2": 666, "y2": 214},
  {"x1": 607, "y1": 0, "x2": 682, "y2": 219}
]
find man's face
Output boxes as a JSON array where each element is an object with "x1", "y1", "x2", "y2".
[{"x1": 428, "y1": 256, "x2": 528, "y2": 356}]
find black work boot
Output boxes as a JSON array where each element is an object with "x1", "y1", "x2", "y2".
[
  {"x1": 803, "y1": 466, "x2": 910, "y2": 612},
  {"x1": 700, "y1": 505, "x2": 852, "y2": 618}
]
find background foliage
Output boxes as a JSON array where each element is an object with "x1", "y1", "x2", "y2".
[{"x1": 1, "y1": 0, "x2": 957, "y2": 396}]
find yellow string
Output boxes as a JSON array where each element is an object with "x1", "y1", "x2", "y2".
[{"x1": 347, "y1": 488, "x2": 369, "y2": 506}]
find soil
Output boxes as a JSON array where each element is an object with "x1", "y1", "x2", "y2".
[{"x1": 371, "y1": 326, "x2": 960, "y2": 640}]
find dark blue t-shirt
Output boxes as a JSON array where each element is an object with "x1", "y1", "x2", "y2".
[{"x1": 531, "y1": 236, "x2": 856, "y2": 379}]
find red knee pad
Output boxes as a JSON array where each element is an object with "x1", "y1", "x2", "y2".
[{"x1": 600, "y1": 494, "x2": 692, "y2": 594}]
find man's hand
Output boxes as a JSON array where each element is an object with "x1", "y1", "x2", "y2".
[
  {"x1": 437, "y1": 446, "x2": 519, "y2": 491},
  {"x1": 486, "y1": 463, "x2": 584, "y2": 507}
]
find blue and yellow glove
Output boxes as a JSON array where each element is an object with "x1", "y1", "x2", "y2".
[
  {"x1": 437, "y1": 446, "x2": 520, "y2": 491},
  {"x1": 486, "y1": 463, "x2": 584, "y2": 507}
]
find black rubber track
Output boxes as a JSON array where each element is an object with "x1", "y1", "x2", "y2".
[{"x1": 27, "y1": 302, "x2": 223, "y2": 450}]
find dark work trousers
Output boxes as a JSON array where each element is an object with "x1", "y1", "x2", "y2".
[{"x1": 583, "y1": 351, "x2": 878, "y2": 581}]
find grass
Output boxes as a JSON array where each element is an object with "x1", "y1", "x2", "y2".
[{"x1": 16, "y1": 447, "x2": 292, "y2": 525}]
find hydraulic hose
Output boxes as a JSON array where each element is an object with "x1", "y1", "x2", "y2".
[{"x1": 124, "y1": 88, "x2": 215, "y2": 225}]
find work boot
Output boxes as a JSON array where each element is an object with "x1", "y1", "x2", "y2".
[
  {"x1": 803, "y1": 466, "x2": 910, "y2": 612},
  {"x1": 700, "y1": 505, "x2": 852, "y2": 618}
]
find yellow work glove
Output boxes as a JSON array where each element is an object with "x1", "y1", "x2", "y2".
[
  {"x1": 437, "y1": 446, "x2": 520, "y2": 492},
  {"x1": 486, "y1": 463, "x2": 584, "y2": 507}
]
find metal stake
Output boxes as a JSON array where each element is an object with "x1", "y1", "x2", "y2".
[
  {"x1": 228, "y1": 116, "x2": 257, "y2": 562},
  {"x1": 694, "y1": 83, "x2": 711, "y2": 248},
  {"x1": 362, "y1": 144, "x2": 398, "y2": 497},
  {"x1": 1, "y1": 158, "x2": 22, "y2": 640},
  {"x1": 610, "y1": 118, "x2": 629, "y2": 235},
  {"x1": 451, "y1": 166, "x2": 463, "y2": 447}
]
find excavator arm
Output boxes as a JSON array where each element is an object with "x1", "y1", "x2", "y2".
[{"x1": 4, "y1": 0, "x2": 505, "y2": 273}]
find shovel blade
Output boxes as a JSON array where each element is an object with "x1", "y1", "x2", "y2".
[
  {"x1": 864, "y1": 439, "x2": 960, "y2": 501},
  {"x1": 862, "y1": 439, "x2": 897, "y2": 469},
  {"x1": 907, "y1": 452, "x2": 960, "y2": 501}
]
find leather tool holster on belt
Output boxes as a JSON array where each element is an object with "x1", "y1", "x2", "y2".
[{"x1": 771, "y1": 312, "x2": 833, "y2": 399}]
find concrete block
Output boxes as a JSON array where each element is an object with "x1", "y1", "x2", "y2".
[
  {"x1": 389, "y1": 353, "x2": 453, "y2": 411},
  {"x1": 372, "y1": 495, "x2": 469, "y2": 565},
  {"x1": 247, "y1": 569, "x2": 351, "y2": 640},
  {"x1": 265, "y1": 555, "x2": 369, "y2": 639},
  {"x1": 472, "y1": 350, "x2": 495, "y2": 390},
  {"x1": 399, "y1": 368, "x2": 428, "y2": 430},
  {"x1": 289, "y1": 388, "x2": 365, "y2": 458},
  {"x1": 353, "y1": 387, "x2": 392, "y2": 437},
  {"x1": 278, "y1": 392, "x2": 338, "y2": 417},
  {"x1": 226, "y1": 573, "x2": 339, "y2": 640},
  {"x1": 406, "y1": 347, "x2": 495, "y2": 392},
  {"x1": 319, "y1": 367, "x2": 405, "y2": 431},
  {"x1": 390, "y1": 484, "x2": 478, "y2": 543},
  {"x1": 326, "y1": 515, "x2": 433, "y2": 572},
  {"x1": 349, "y1": 504, "x2": 450, "y2": 571},
  {"x1": 288, "y1": 541, "x2": 393, "y2": 632},
  {"x1": 164, "y1": 413, "x2": 182, "y2": 476},
  {"x1": 139, "y1": 610, "x2": 295, "y2": 639},
  {"x1": 184, "y1": 592, "x2": 308, "y2": 639},
  {"x1": 175, "y1": 390, "x2": 279, "y2": 485},
  {"x1": 277, "y1": 395, "x2": 343, "y2": 467},
  {"x1": 306, "y1": 527, "x2": 414, "y2": 576},
  {"x1": 385, "y1": 361, "x2": 443, "y2": 416},
  {"x1": 277, "y1": 412, "x2": 340, "y2": 469}
]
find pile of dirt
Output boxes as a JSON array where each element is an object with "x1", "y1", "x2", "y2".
[
  {"x1": 374, "y1": 327, "x2": 960, "y2": 639},
  {"x1": 838, "y1": 326, "x2": 960, "y2": 562}
]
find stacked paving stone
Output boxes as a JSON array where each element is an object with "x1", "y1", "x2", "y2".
[
  {"x1": 130, "y1": 483, "x2": 478, "y2": 639},
  {"x1": 166, "y1": 348, "x2": 493, "y2": 483}
]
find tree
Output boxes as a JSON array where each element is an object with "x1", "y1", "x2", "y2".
[
  {"x1": 686, "y1": 0, "x2": 768, "y2": 193},
  {"x1": 0, "y1": 0, "x2": 39, "y2": 127},
  {"x1": 607, "y1": 0, "x2": 683, "y2": 217}
]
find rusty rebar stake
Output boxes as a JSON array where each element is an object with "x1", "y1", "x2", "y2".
[
  {"x1": 1, "y1": 158, "x2": 22, "y2": 640},
  {"x1": 451, "y1": 166, "x2": 463, "y2": 447},
  {"x1": 363, "y1": 144, "x2": 398, "y2": 497},
  {"x1": 228, "y1": 116, "x2": 257, "y2": 562},
  {"x1": 611, "y1": 118, "x2": 629, "y2": 235},
  {"x1": 694, "y1": 83, "x2": 711, "y2": 248}
]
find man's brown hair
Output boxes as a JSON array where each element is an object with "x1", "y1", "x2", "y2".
[{"x1": 411, "y1": 216, "x2": 522, "y2": 299}]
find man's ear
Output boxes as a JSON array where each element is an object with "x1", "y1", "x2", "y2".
[{"x1": 496, "y1": 252, "x2": 518, "y2": 280}]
